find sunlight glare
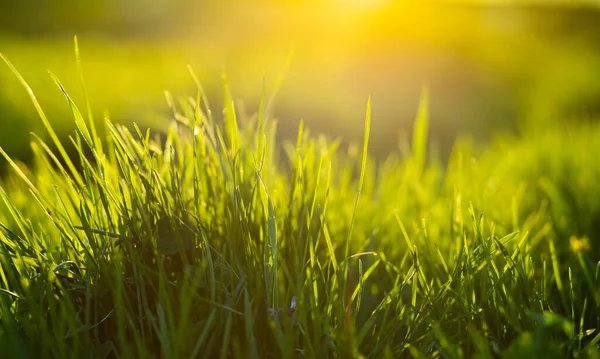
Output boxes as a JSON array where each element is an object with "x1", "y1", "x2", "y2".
[{"x1": 335, "y1": 0, "x2": 390, "y2": 6}]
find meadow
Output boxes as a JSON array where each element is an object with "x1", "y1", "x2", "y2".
[{"x1": 0, "y1": 41, "x2": 599, "y2": 358}]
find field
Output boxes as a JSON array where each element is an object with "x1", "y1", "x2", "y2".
[{"x1": 0, "y1": 42, "x2": 600, "y2": 358}]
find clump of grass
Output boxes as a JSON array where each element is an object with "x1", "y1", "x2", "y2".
[{"x1": 0, "y1": 43, "x2": 599, "y2": 358}]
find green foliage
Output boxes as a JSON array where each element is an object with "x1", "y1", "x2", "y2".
[{"x1": 0, "y1": 48, "x2": 599, "y2": 358}]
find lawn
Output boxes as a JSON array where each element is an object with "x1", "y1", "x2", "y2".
[{"x1": 0, "y1": 43, "x2": 599, "y2": 358}]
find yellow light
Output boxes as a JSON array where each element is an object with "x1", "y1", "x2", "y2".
[{"x1": 334, "y1": 0, "x2": 389, "y2": 5}]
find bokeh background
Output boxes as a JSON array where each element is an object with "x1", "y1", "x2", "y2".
[{"x1": 1, "y1": 0, "x2": 600, "y2": 165}]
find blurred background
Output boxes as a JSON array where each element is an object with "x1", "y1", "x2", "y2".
[{"x1": 1, "y1": 0, "x2": 600, "y2": 164}]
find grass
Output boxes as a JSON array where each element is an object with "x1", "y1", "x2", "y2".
[{"x1": 0, "y1": 43, "x2": 599, "y2": 358}]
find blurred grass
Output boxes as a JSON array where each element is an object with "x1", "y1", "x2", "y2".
[{"x1": 0, "y1": 37, "x2": 204, "y2": 130}]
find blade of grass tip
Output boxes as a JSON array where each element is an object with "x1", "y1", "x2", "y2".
[
  {"x1": 435, "y1": 244, "x2": 451, "y2": 282},
  {"x1": 0, "y1": 222, "x2": 23, "y2": 256},
  {"x1": 221, "y1": 73, "x2": 240, "y2": 157},
  {"x1": 0, "y1": 147, "x2": 42, "y2": 200},
  {"x1": 344, "y1": 96, "x2": 371, "y2": 261},
  {"x1": 412, "y1": 86, "x2": 429, "y2": 175},
  {"x1": 257, "y1": 73, "x2": 266, "y2": 136},
  {"x1": 193, "y1": 90, "x2": 208, "y2": 158},
  {"x1": 187, "y1": 65, "x2": 213, "y2": 122},
  {"x1": 74, "y1": 36, "x2": 101, "y2": 156},
  {"x1": 0, "y1": 187, "x2": 33, "y2": 248},
  {"x1": 285, "y1": 120, "x2": 303, "y2": 217},
  {"x1": 576, "y1": 252, "x2": 595, "y2": 300},
  {"x1": 569, "y1": 267, "x2": 575, "y2": 322},
  {"x1": 48, "y1": 71, "x2": 93, "y2": 150},
  {"x1": 356, "y1": 259, "x2": 363, "y2": 313},
  {"x1": 321, "y1": 210, "x2": 338, "y2": 273},
  {"x1": 351, "y1": 258, "x2": 380, "y2": 302},
  {"x1": 306, "y1": 157, "x2": 325, "y2": 309},
  {"x1": 0, "y1": 288, "x2": 23, "y2": 301},
  {"x1": 0, "y1": 53, "x2": 84, "y2": 188},
  {"x1": 213, "y1": 116, "x2": 234, "y2": 182},
  {"x1": 578, "y1": 298, "x2": 588, "y2": 352},
  {"x1": 164, "y1": 90, "x2": 178, "y2": 120},
  {"x1": 394, "y1": 213, "x2": 414, "y2": 253},
  {"x1": 256, "y1": 170, "x2": 279, "y2": 309},
  {"x1": 549, "y1": 238, "x2": 566, "y2": 305},
  {"x1": 267, "y1": 198, "x2": 279, "y2": 310},
  {"x1": 265, "y1": 50, "x2": 293, "y2": 118},
  {"x1": 30, "y1": 133, "x2": 75, "y2": 186},
  {"x1": 411, "y1": 249, "x2": 419, "y2": 309},
  {"x1": 543, "y1": 260, "x2": 548, "y2": 305}
]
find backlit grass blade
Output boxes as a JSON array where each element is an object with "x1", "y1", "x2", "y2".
[
  {"x1": 74, "y1": 36, "x2": 102, "y2": 156},
  {"x1": 412, "y1": 86, "x2": 429, "y2": 175},
  {"x1": 48, "y1": 71, "x2": 93, "y2": 151},
  {"x1": 0, "y1": 53, "x2": 84, "y2": 188}
]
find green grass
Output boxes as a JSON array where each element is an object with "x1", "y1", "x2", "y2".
[{"x1": 0, "y1": 45, "x2": 599, "y2": 358}]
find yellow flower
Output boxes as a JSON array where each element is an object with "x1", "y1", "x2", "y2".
[{"x1": 569, "y1": 235, "x2": 590, "y2": 253}]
